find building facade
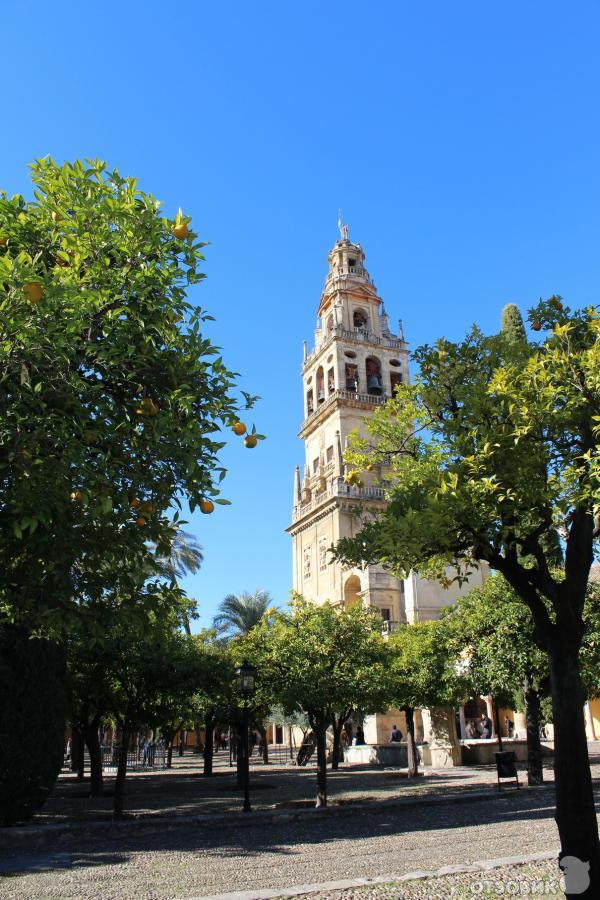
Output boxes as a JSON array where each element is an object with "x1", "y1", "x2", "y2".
[{"x1": 287, "y1": 226, "x2": 484, "y2": 631}]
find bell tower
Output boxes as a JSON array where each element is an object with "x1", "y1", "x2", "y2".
[{"x1": 287, "y1": 223, "x2": 410, "y2": 626}]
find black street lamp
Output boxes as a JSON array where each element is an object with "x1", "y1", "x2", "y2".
[{"x1": 235, "y1": 659, "x2": 257, "y2": 813}]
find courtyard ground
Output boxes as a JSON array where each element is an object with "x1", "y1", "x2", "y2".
[{"x1": 0, "y1": 744, "x2": 598, "y2": 899}]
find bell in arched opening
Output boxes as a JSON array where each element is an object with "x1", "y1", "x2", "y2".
[{"x1": 367, "y1": 375, "x2": 383, "y2": 395}]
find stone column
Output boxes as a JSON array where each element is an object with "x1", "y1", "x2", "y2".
[
  {"x1": 513, "y1": 712, "x2": 527, "y2": 740},
  {"x1": 584, "y1": 703, "x2": 596, "y2": 740},
  {"x1": 421, "y1": 706, "x2": 461, "y2": 767}
]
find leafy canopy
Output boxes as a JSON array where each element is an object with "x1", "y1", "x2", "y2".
[
  {"x1": 0, "y1": 158, "x2": 257, "y2": 633},
  {"x1": 335, "y1": 298, "x2": 599, "y2": 652}
]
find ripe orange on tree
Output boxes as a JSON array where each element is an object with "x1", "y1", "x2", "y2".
[
  {"x1": 232, "y1": 421, "x2": 246, "y2": 436},
  {"x1": 200, "y1": 499, "x2": 215, "y2": 514},
  {"x1": 173, "y1": 222, "x2": 189, "y2": 239},
  {"x1": 136, "y1": 517, "x2": 146, "y2": 527},
  {"x1": 244, "y1": 435, "x2": 257, "y2": 448},
  {"x1": 136, "y1": 397, "x2": 159, "y2": 416},
  {"x1": 24, "y1": 282, "x2": 44, "y2": 304}
]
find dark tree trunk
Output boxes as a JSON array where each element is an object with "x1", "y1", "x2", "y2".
[
  {"x1": 402, "y1": 706, "x2": 419, "y2": 777},
  {"x1": 549, "y1": 641, "x2": 600, "y2": 897},
  {"x1": 167, "y1": 741, "x2": 173, "y2": 769},
  {"x1": 194, "y1": 721, "x2": 202, "y2": 753},
  {"x1": 71, "y1": 727, "x2": 85, "y2": 780},
  {"x1": 113, "y1": 719, "x2": 129, "y2": 820},
  {"x1": 331, "y1": 722, "x2": 342, "y2": 771},
  {"x1": 314, "y1": 720, "x2": 328, "y2": 808},
  {"x1": 83, "y1": 715, "x2": 103, "y2": 797},
  {"x1": 523, "y1": 678, "x2": 544, "y2": 786},
  {"x1": 330, "y1": 712, "x2": 350, "y2": 771},
  {"x1": 492, "y1": 697, "x2": 504, "y2": 752},
  {"x1": 256, "y1": 722, "x2": 269, "y2": 764},
  {"x1": 203, "y1": 714, "x2": 214, "y2": 777},
  {"x1": 178, "y1": 730, "x2": 186, "y2": 756}
]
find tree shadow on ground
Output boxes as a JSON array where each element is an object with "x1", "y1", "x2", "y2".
[{"x1": 4, "y1": 789, "x2": 593, "y2": 875}]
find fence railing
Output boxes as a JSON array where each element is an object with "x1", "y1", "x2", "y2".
[{"x1": 101, "y1": 741, "x2": 167, "y2": 772}]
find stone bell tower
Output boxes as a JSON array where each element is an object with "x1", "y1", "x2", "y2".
[
  {"x1": 287, "y1": 223, "x2": 412, "y2": 626},
  {"x1": 287, "y1": 222, "x2": 488, "y2": 755}
]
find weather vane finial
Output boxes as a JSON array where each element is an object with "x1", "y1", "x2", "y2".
[{"x1": 337, "y1": 209, "x2": 349, "y2": 241}]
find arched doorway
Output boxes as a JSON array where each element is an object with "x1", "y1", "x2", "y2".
[{"x1": 344, "y1": 574, "x2": 362, "y2": 608}]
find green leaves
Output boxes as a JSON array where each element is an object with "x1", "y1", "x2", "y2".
[{"x1": 0, "y1": 157, "x2": 259, "y2": 634}]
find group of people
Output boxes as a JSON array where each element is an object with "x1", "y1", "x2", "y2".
[{"x1": 465, "y1": 713, "x2": 494, "y2": 740}]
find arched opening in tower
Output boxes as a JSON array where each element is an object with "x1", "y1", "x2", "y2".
[
  {"x1": 366, "y1": 357, "x2": 383, "y2": 396},
  {"x1": 316, "y1": 367, "x2": 325, "y2": 403},
  {"x1": 344, "y1": 574, "x2": 362, "y2": 608},
  {"x1": 353, "y1": 308, "x2": 368, "y2": 331}
]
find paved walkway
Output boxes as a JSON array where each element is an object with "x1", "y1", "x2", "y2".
[
  {"x1": 31, "y1": 745, "x2": 600, "y2": 825},
  {"x1": 2, "y1": 786, "x2": 599, "y2": 899}
]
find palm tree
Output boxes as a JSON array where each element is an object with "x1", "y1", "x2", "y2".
[
  {"x1": 214, "y1": 589, "x2": 273, "y2": 765},
  {"x1": 162, "y1": 530, "x2": 204, "y2": 582},
  {"x1": 156, "y1": 529, "x2": 203, "y2": 634},
  {"x1": 212, "y1": 589, "x2": 272, "y2": 638}
]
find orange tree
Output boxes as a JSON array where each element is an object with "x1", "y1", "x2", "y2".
[
  {"x1": 334, "y1": 298, "x2": 600, "y2": 892},
  {"x1": 240, "y1": 598, "x2": 392, "y2": 807},
  {"x1": 0, "y1": 158, "x2": 259, "y2": 635}
]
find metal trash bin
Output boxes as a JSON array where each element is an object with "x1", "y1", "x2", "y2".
[{"x1": 495, "y1": 750, "x2": 519, "y2": 789}]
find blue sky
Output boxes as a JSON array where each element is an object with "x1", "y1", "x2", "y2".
[{"x1": 2, "y1": 2, "x2": 599, "y2": 627}]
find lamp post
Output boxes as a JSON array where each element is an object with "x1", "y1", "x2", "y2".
[{"x1": 235, "y1": 659, "x2": 257, "y2": 813}]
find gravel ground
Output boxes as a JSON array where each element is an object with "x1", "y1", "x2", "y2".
[
  {"x1": 300, "y1": 861, "x2": 564, "y2": 898},
  {"x1": 1, "y1": 789, "x2": 594, "y2": 899},
  {"x1": 33, "y1": 748, "x2": 600, "y2": 824}
]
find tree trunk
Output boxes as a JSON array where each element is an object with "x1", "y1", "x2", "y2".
[
  {"x1": 549, "y1": 642, "x2": 600, "y2": 897},
  {"x1": 113, "y1": 719, "x2": 129, "y2": 820},
  {"x1": 403, "y1": 706, "x2": 419, "y2": 778},
  {"x1": 178, "y1": 730, "x2": 186, "y2": 756},
  {"x1": 523, "y1": 678, "x2": 543, "y2": 786},
  {"x1": 256, "y1": 722, "x2": 269, "y2": 764},
  {"x1": 83, "y1": 716, "x2": 103, "y2": 797},
  {"x1": 71, "y1": 727, "x2": 85, "y2": 780},
  {"x1": 167, "y1": 741, "x2": 173, "y2": 769},
  {"x1": 315, "y1": 721, "x2": 328, "y2": 808},
  {"x1": 331, "y1": 718, "x2": 346, "y2": 771},
  {"x1": 203, "y1": 714, "x2": 214, "y2": 777}
]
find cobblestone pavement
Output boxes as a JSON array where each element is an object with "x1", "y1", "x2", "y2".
[
  {"x1": 292, "y1": 860, "x2": 564, "y2": 898},
  {"x1": 31, "y1": 745, "x2": 600, "y2": 825},
  {"x1": 2, "y1": 788, "x2": 598, "y2": 899}
]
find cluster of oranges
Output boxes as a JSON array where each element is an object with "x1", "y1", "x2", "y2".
[
  {"x1": 231, "y1": 421, "x2": 257, "y2": 448},
  {"x1": 129, "y1": 496, "x2": 157, "y2": 527}
]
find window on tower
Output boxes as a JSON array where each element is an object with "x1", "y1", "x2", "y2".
[
  {"x1": 353, "y1": 309, "x2": 368, "y2": 330},
  {"x1": 316, "y1": 366, "x2": 325, "y2": 403},
  {"x1": 326, "y1": 314, "x2": 334, "y2": 333},
  {"x1": 319, "y1": 536, "x2": 328, "y2": 571},
  {"x1": 366, "y1": 357, "x2": 383, "y2": 395},
  {"x1": 303, "y1": 546, "x2": 312, "y2": 580},
  {"x1": 390, "y1": 371, "x2": 403, "y2": 394},
  {"x1": 345, "y1": 363, "x2": 359, "y2": 391},
  {"x1": 306, "y1": 389, "x2": 314, "y2": 415},
  {"x1": 313, "y1": 457, "x2": 319, "y2": 474},
  {"x1": 327, "y1": 367, "x2": 335, "y2": 393},
  {"x1": 326, "y1": 445, "x2": 334, "y2": 463}
]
